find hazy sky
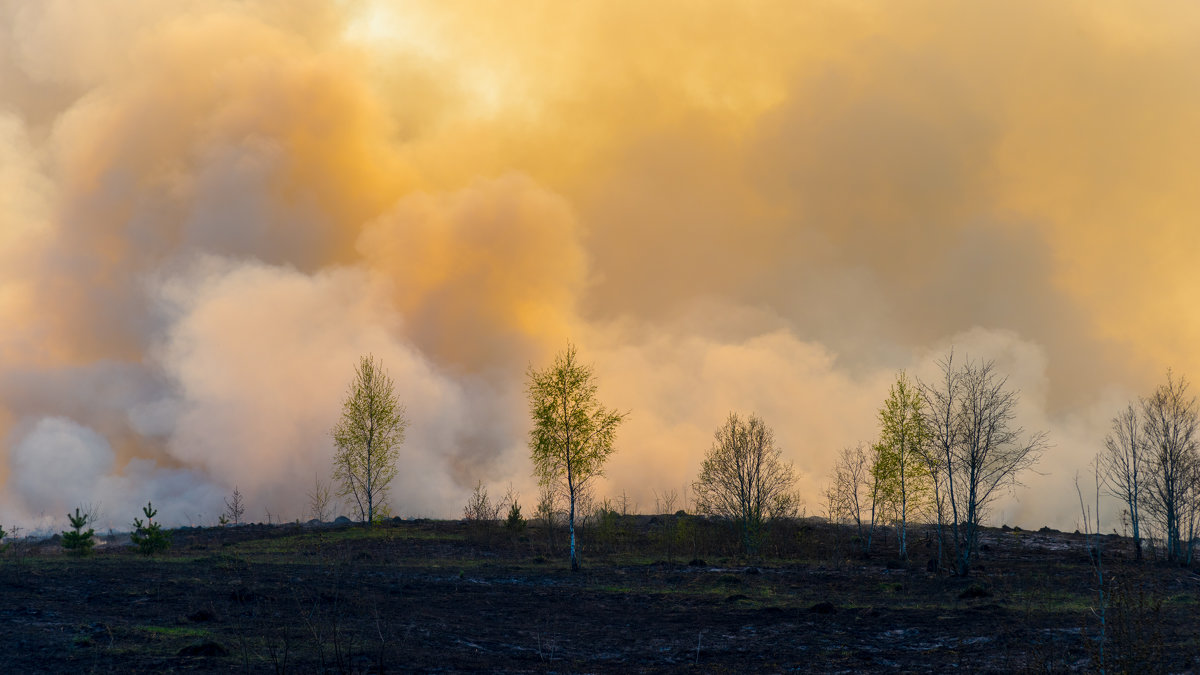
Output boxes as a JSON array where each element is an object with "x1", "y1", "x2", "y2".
[{"x1": 2, "y1": 0, "x2": 1197, "y2": 530}]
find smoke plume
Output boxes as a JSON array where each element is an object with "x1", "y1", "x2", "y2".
[{"x1": 1, "y1": 0, "x2": 1195, "y2": 531}]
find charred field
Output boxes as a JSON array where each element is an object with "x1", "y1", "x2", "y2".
[{"x1": 1, "y1": 516, "x2": 1198, "y2": 673}]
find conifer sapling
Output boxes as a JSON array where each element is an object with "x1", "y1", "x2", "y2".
[
  {"x1": 61, "y1": 507, "x2": 96, "y2": 556},
  {"x1": 131, "y1": 502, "x2": 171, "y2": 555}
]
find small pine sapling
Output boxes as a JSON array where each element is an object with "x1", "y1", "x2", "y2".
[
  {"x1": 61, "y1": 507, "x2": 95, "y2": 556},
  {"x1": 506, "y1": 501, "x2": 526, "y2": 535},
  {"x1": 131, "y1": 502, "x2": 171, "y2": 555},
  {"x1": 503, "y1": 484, "x2": 526, "y2": 535}
]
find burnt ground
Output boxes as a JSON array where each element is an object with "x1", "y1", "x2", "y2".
[{"x1": 0, "y1": 516, "x2": 1198, "y2": 673}]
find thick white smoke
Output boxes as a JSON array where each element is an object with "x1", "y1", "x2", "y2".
[{"x1": 0, "y1": 1, "x2": 1192, "y2": 532}]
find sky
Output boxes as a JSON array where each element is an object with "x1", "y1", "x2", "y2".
[{"x1": 1, "y1": 0, "x2": 1198, "y2": 532}]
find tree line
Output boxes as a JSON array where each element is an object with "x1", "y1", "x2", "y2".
[
  {"x1": 40, "y1": 343, "x2": 1196, "y2": 574},
  {"x1": 826, "y1": 352, "x2": 1047, "y2": 575},
  {"x1": 329, "y1": 344, "x2": 1054, "y2": 573},
  {"x1": 1102, "y1": 370, "x2": 1200, "y2": 564}
]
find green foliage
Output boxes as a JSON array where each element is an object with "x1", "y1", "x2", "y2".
[
  {"x1": 61, "y1": 507, "x2": 95, "y2": 557},
  {"x1": 527, "y1": 344, "x2": 625, "y2": 491},
  {"x1": 332, "y1": 354, "x2": 408, "y2": 525},
  {"x1": 873, "y1": 371, "x2": 932, "y2": 558},
  {"x1": 527, "y1": 342, "x2": 626, "y2": 570},
  {"x1": 131, "y1": 502, "x2": 171, "y2": 556}
]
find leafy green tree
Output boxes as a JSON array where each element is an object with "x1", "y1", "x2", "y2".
[
  {"x1": 527, "y1": 343, "x2": 626, "y2": 571},
  {"x1": 131, "y1": 502, "x2": 171, "y2": 555},
  {"x1": 693, "y1": 412, "x2": 799, "y2": 556},
  {"x1": 61, "y1": 507, "x2": 95, "y2": 556},
  {"x1": 332, "y1": 355, "x2": 408, "y2": 525},
  {"x1": 874, "y1": 371, "x2": 931, "y2": 560}
]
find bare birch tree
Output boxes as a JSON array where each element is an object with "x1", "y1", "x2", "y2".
[
  {"x1": 1141, "y1": 371, "x2": 1199, "y2": 563},
  {"x1": 831, "y1": 443, "x2": 869, "y2": 540},
  {"x1": 527, "y1": 343, "x2": 626, "y2": 571},
  {"x1": 921, "y1": 352, "x2": 1047, "y2": 575},
  {"x1": 332, "y1": 355, "x2": 408, "y2": 525},
  {"x1": 919, "y1": 351, "x2": 961, "y2": 571},
  {"x1": 1101, "y1": 403, "x2": 1145, "y2": 560},
  {"x1": 693, "y1": 412, "x2": 799, "y2": 556}
]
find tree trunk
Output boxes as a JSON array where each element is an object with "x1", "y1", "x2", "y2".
[
  {"x1": 1133, "y1": 514, "x2": 1142, "y2": 561},
  {"x1": 899, "y1": 463, "x2": 908, "y2": 560},
  {"x1": 569, "y1": 493, "x2": 578, "y2": 571}
]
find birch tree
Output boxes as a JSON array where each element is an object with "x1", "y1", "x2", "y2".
[
  {"x1": 919, "y1": 351, "x2": 961, "y2": 570},
  {"x1": 831, "y1": 443, "x2": 870, "y2": 541},
  {"x1": 874, "y1": 371, "x2": 931, "y2": 560},
  {"x1": 1141, "y1": 371, "x2": 1199, "y2": 563},
  {"x1": 332, "y1": 355, "x2": 408, "y2": 525},
  {"x1": 1101, "y1": 403, "x2": 1145, "y2": 560},
  {"x1": 693, "y1": 412, "x2": 799, "y2": 556},
  {"x1": 527, "y1": 343, "x2": 626, "y2": 571},
  {"x1": 921, "y1": 352, "x2": 1047, "y2": 575}
]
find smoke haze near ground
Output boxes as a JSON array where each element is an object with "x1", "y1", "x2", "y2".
[{"x1": 1, "y1": 0, "x2": 1195, "y2": 532}]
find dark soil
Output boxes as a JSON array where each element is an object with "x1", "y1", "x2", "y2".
[{"x1": 1, "y1": 517, "x2": 1197, "y2": 673}]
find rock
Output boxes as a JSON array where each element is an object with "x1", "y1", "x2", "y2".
[
  {"x1": 177, "y1": 640, "x2": 229, "y2": 657},
  {"x1": 333, "y1": 515, "x2": 353, "y2": 525},
  {"x1": 809, "y1": 601, "x2": 837, "y2": 614}
]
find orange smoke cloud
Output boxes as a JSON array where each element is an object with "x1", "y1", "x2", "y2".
[{"x1": 0, "y1": 0, "x2": 1194, "y2": 529}]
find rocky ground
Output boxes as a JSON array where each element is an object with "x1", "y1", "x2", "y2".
[{"x1": 0, "y1": 517, "x2": 1197, "y2": 673}]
